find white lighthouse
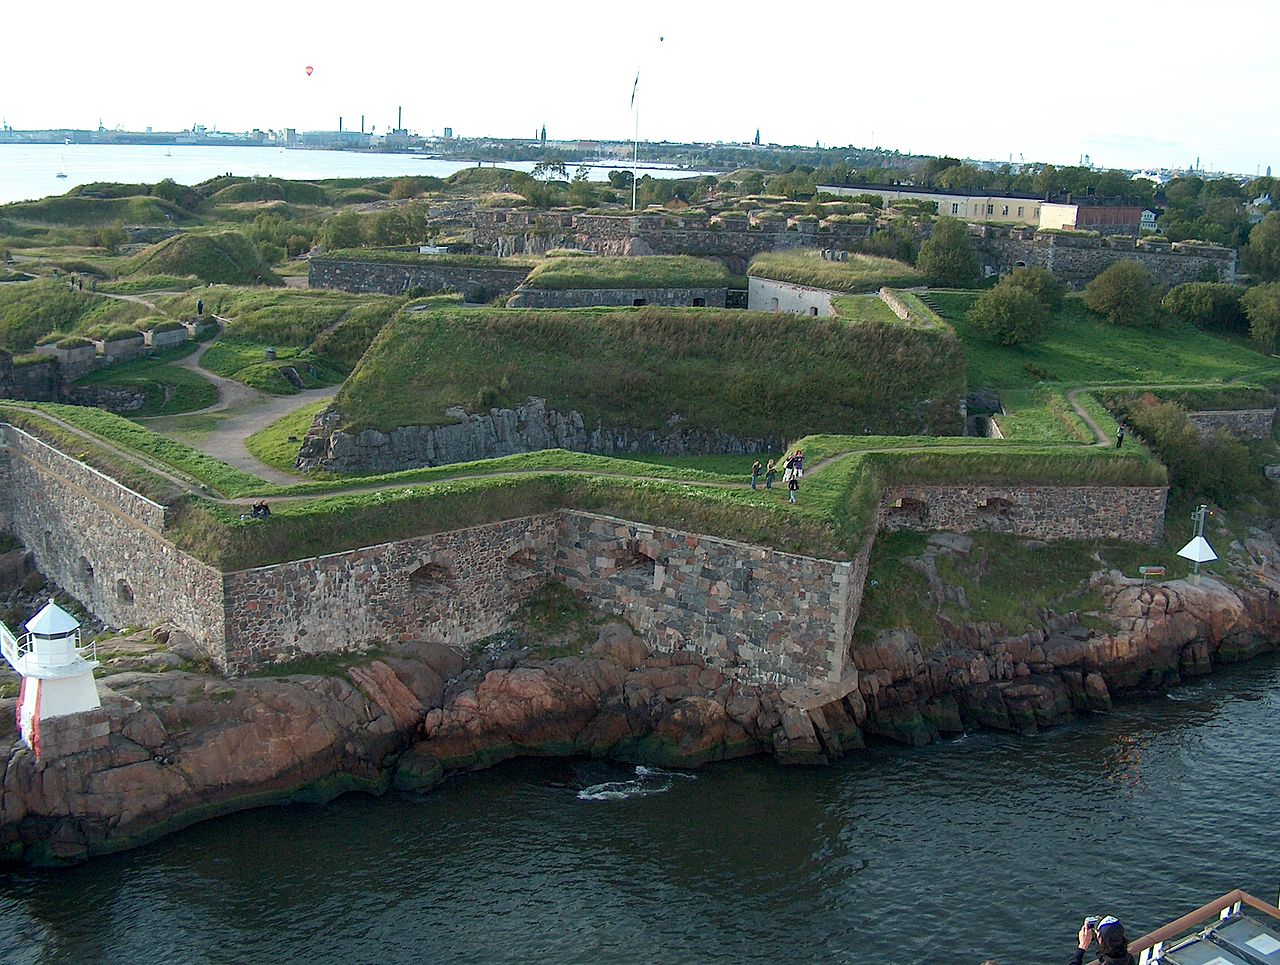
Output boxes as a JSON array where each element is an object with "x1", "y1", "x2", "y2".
[{"x1": 1, "y1": 599, "x2": 101, "y2": 753}]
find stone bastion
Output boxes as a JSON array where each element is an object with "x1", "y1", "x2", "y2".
[{"x1": 0, "y1": 421, "x2": 1167, "y2": 702}]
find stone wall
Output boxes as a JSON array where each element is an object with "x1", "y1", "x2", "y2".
[
  {"x1": 1, "y1": 354, "x2": 58, "y2": 402},
  {"x1": 878, "y1": 484, "x2": 1168, "y2": 543},
  {"x1": 1187, "y1": 408, "x2": 1276, "y2": 441},
  {"x1": 507, "y1": 286, "x2": 728, "y2": 309},
  {"x1": 555, "y1": 511, "x2": 871, "y2": 689},
  {"x1": 0, "y1": 424, "x2": 227, "y2": 663},
  {"x1": 971, "y1": 226, "x2": 1237, "y2": 288},
  {"x1": 309, "y1": 258, "x2": 531, "y2": 300},
  {"x1": 746, "y1": 277, "x2": 836, "y2": 316},
  {"x1": 221, "y1": 516, "x2": 558, "y2": 667},
  {"x1": 296, "y1": 397, "x2": 781, "y2": 474}
]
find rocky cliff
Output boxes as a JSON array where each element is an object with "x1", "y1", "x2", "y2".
[
  {"x1": 5, "y1": 540, "x2": 1280, "y2": 865},
  {"x1": 295, "y1": 397, "x2": 779, "y2": 474}
]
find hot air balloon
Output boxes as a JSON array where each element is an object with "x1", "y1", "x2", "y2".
[{"x1": 305, "y1": 66, "x2": 314, "y2": 77}]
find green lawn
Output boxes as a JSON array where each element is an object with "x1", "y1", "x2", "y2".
[
  {"x1": 74, "y1": 350, "x2": 218, "y2": 416},
  {"x1": 831, "y1": 295, "x2": 898, "y2": 324},
  {"x1": 200, "y1": 338, "x2": 344, "y2": 395},
  {"x1": 245, "y1": 400, "x2": 331, "y2": 472},
  {"x1": 927, "y1": 291, "x2": 1280, "y2": 391},
  {"x1": 522, "y1": 255, "x2": 729, "y2": 290}
]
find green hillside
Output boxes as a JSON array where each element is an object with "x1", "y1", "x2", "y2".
[
  {"x1": 522, "y1": 255, "x2": 729, "y2": 290},
  {"x1": 749, "y1": 250, "x2": 924, "y2": 293},
  {"x1": 334, "y1": 306, "x2": 966, "y2": 437},
  {"x1": 124, "y1": 232, "x2": 282, "y2": 286}
]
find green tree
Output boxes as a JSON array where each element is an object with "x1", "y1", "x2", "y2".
[
  {"x1": 1244, "y1": 212, "x2": 1280, "y2": 282},
  {"x1": 1242, "y1": 282, "x2": 1280, "y2": 351},
  {"x1": 916, "y1": 217, "x2": 979, "y2": 288},
  {"x1": 1003, "y1": 266, "x2": 1064, "y2": 313},
  {"x1": 1161, "y1": 282, "x2": 1247, "y2": 333},
  {"x1": 1083, "y1": 260, "x2": 1157, "y2": 326},
  {"x1": 318, "y1": 210, "x2": 364, "y2": 249},
  {"x1": 967, "y1": 283, "x2": 1048, "y2": 346},
  {"x1": 92, "y1": 223, "x2": 128, "y2": 255}
]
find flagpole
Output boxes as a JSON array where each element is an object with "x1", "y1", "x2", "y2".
[{"x1": 631, "y1": 72, "x2": 639, "y2": 211}]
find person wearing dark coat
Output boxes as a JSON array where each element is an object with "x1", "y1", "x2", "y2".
[{"x1": 1070, "y1": 916, "x2": 1137, "y2": 965}]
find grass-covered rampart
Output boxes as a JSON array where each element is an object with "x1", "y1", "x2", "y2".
[
  {"x1": 123, "y1": 232, "x2": 282, "y2": 286},
  {"x1": 748, "y1": 250, "x2": 924, "y2": 293},
  {"x1": 521, "y1": 255, "x2": 729, "y2": 290},
  {"x1": 334, "y1": 306, "x2": 967, "y2": 437}
]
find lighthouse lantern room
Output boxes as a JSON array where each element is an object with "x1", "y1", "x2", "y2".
[{"x1": 1, "y1": 599, "x2": 101, "y2": 751}]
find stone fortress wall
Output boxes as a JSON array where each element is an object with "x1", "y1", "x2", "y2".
[
  {"x1": 969, "y1": 225, "x2": 1238, "y2": 288},
  {"x1": 308, "y1": 258, "x2": 532, "y2": 301},
  {"x1": 507, "y1": 286, "x2": 728, "y2": 309},
  {"x1": 1186, "y1": 409, "x2": 1275, "y2": 441},
  {"x1": 0, "y1": 420, "x2": 1173, "y2": 693}
]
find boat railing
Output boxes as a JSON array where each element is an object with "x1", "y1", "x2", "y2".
[{"x1": 1088, "y1": 889, "x2": 1280, "y2": 964}]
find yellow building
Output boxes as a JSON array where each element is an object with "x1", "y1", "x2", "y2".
[{"x1": 816, "y1": 184, "x2": 1042, "y2": 226}]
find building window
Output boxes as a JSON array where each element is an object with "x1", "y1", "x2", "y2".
[
  {"x1": 1018, "y1": 206, "x2": 1024, "y2": 218},
  {"x1": 986, "y1": 204, "x2": 994, "y2": 216},
  {"x1": 951, "y1": 203, "x2": 959, "y2": 214},
  {"x1": 1002, "y1": 205, "x2": 1009, "y2": 216}
]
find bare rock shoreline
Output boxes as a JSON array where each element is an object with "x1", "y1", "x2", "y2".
[{"x1": 3, "y1": 568, "x2": 1279, "y2": 866}]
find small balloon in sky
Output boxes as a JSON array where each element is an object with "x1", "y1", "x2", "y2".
[{"x1": 305, "y1": 65, "x2": 314, "y2": 76}]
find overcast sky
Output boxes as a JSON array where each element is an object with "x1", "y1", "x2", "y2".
[{"x1": 5, "y1": 0, "x2": 1276, "y2": 175}]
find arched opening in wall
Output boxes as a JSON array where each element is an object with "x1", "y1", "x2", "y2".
[
  {"x1": 809, "y1": 306, "x2": 819, "y2": 316},
  {"x1": 890, "y1": 496, "x2": 929, "y2": 522},
  {"x1": 977, "y1": 496, "x2": 1015, "y2": 515},
  {"x1": 770, "y1": 297, "x2": 780, "y2": 312},
  {"x1": 692, "y1": 297, "x2": 705, "y2": 307},
  {"x1": 77, "y1": 556, "x2": 94, "y2": 585},
  {"x1": 507, "y1": 547, "x2": 539, "y2": 569},
  {"x1": 615, "y1": 539, "x2": 658, "y2": 589},
  {"x1": 116, "y1": 579, "x2": 135, "y2": 606},
  {"x1": 408, "y1": 561, "x2": 454, "y2": 596},
  {"x1": 1014, "y1": 260, "x2": 1027, "y2": 269},
  {"x1": 632, "y1": 298, "x2": 647, "y2": 307}
]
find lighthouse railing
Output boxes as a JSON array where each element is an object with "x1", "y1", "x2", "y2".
[{"x1": 1, "y1": 622, "x2": 21, "y2": 671}]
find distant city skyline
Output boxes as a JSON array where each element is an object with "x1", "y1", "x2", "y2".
[{"x1": 5, "y1": 0, "x2": 1277, "y2": 176}]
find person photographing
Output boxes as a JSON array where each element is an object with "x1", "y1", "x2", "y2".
[{"x1": 1070, "y1": 915, "x2": 1136, "y2": 965}]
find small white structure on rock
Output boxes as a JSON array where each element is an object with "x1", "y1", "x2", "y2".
[{"x1": 1, "y1": 599, "x2": 101, "y2": 751}]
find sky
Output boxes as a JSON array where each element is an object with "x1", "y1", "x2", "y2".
[{"x1": 4, "y1": 0, "x2": 1277, "y2": 175}]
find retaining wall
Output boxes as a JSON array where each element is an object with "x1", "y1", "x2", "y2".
[
  {"x1": 746, "y1": 277, "x2": 836, "y2": 316},
  {"x1": 878, "y1": 484, "x2": 1168, "y2": 543},
  {"x1": 971, "y1": 226, "x2": 1237, "y2": 288},
  {"x1": 1186, "y1": 408, "x2": 1276, "y2": 441},
  {"x1": 508, "y1": 286, "x2": 728, "y2": 309},
  {"x1": 308, "y1": 258, "x2": 531, "y2": 300}
]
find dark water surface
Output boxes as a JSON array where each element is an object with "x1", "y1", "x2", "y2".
[{"x1": 3, "y1": 654, "x2": 1279, "y2": 965}]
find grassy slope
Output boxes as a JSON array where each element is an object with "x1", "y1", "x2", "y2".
[
  {"x1": 929, "y1": 291, "x2": 1280, "y2": 391},
  {"x1": 73, "y1": 345, "x2": 218, "y2": 416},
  {"x1": 522, "y1": 255, "x2": 729, "y2": 290},
  {"x1": 748, "y1": 250, "x2": 924, "y2": 293},
  {"x1": 334, "y1": 307, "x2": 966, "y2": 437},
  {"x1": 124, "y1": 232, "x2": 282, "y2": 287}
]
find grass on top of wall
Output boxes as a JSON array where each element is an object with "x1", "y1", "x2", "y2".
[
  {"x1": 927, "y1": 290, "x2": 1280, "y2": 392},
  {"x1": 333, "y1": 306, "x2": 966, "y2": 438},
  {"x1": 74, "y1": 356, "x2": 219, "y2": 416},
  {"x1": 748, "y1": 250, "x2": 924, "y2": 293},
  {"x1": 323, "y1": 249, "x2": 539, "y2": 271},
  {"x1": 521, "y1": 255, "x2": 729, "y2": 291}
]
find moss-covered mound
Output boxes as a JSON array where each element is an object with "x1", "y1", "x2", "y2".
[
  {"x1": 124, "y1": 232, "x2": 282, "y2": 286},
  {"x1": 748, "y1": 250, "x2": 924, "y2": 293},
  {"x1": 0, "y1": 195, "x2": 190, "y2": 226},
  {"x1": 335, "y1": 306, "x2": 966, "y2": 437},
  {"x1": 207, "y1": 178, "x2": 329, "y2": 206},
  {"x1": 523, "y1": 255, "x2": 729, "y2": 291}
]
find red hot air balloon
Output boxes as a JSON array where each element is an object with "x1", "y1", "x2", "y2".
[{"x1": 305, "y1": 66, "x2": 314, "y2": 76}]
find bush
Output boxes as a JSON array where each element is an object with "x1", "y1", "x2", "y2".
[
  {"x1": 1161, "y1": 282, "x2": 1247, "y2": 333},
  {"x1": 1083, "y1": 260, "x2": 1157, "y2": 326},
  {"x1": 1242, "y1": 282, "x2": 1280, "y2": 351},
  {"x1": 1118, "y1": 397, "x2": 1251, "y2": 501},
  {"x1": 1003, "y1": 267, "x2": 1065, "y2": 313},
  {"x1": 916, "y1": 217, "x2": 979, "y2": 288},
  {"x1": 967, "y1": 284, "x2": 1047, "y2": 346}
]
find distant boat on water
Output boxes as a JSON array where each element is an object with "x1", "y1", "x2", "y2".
[{"x1": 56, "y1": 153, "x2": 67, "y2": 178}]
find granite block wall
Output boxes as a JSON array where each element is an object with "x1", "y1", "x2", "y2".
[
  {"x1": 878, "y1": 485, "x2": 1168, "y2": 543},
  {"x1": 554, "y1": 511, "x2": 871, "y2": 688},
  {"x1": 309, "y1": 258, "x2": 531, "y2": 300},
  {"x1": 221, "y1": 516, "x2": 559, "y2": 667},
  {"x1": 1186, "y1": 408, "x2": 1276, "y2": 441},
  {"x1": 0, "y1": 424, "x2": 227, "y2": 663},
  {"x1": 747, "y1": 278, "x2": 836, "y2": 316},
  {"x1": 507, "y1": 287, "x2": 728, "y2": 309}
]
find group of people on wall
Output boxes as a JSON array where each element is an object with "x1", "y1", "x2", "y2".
[{"x1": 751, "y1": 450, "x2": 805, "y2": 503}]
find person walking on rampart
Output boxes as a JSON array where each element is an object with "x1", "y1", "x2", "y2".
[
  {"x1": 764, "y1": 459, "x2": 777, "y2": 489},
  {"x1": 1115, "y1": 424, "x2": 1126, "y2": 449},
  {"x1": 787, "y1": 467, "x2": 800, "y2": 504},
  {"x1": 751, "y1": 459, "x2": 762, "y2": 490}
]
